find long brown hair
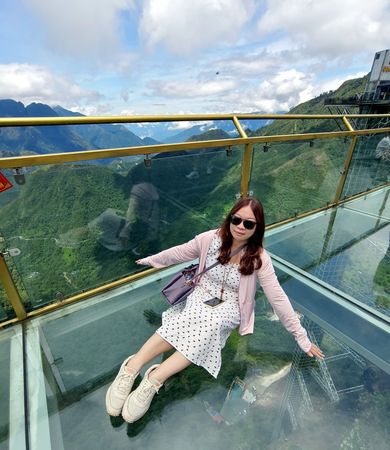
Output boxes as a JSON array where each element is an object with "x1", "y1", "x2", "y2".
[{"x1": 218, "y1": 197, "x2": 265, "y2": 275}]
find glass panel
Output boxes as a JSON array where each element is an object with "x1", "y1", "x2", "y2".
[
  {"x1": 342, "y1": 132, "x2": 390, "y2": 198},
  {"x1": 266, "y1": 199, "x2": 390, "y2": 317},
  {"x1": 126, "y1": 119, "x2": 242, "y2": 143},
  {"x1": 0, "y1": 330, "x2": 11, "y2": 450},
  {"x1": 27, "y1": 265, "x2": 389, "y2": 450},
  {"x1": 0, "y1": 148, "x2": 243, "y2": 310},
  {"x1": 249, "y1": 137, "x2": 350, "y2": 224},
  {"x1": 250, "y1": 117, "x2": 344, "y2": 137},
  {"x1": 0, "y1": 326, "x2": 25, "y2": 450},
  {"x1": 0, "y1": 287, "x2": 15, "y2": 321},
  {"x1": 344, "y1": 188, "x2": 390, "y2": 220}
]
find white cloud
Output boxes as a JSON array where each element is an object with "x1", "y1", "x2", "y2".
[
  {"x1": 139, "y1": 0, "x2": 256, "y2": 55},
  {"x1": 25, "y1": 0, "x2": 135, "y2": 63},
  {"x1": 316, "y1": 71, "x2": 367, "y2": 95},
  {"x1": 148, "y1": 78, "x2": 237, "y2": 97},
  {"x1": 257, "y1": 0, "x2": 390, "y2": 59},
  {"x1": 0, "y1": 64, "x2": 101, "y2": 107},
  {"x1": 167, "y1": 120, "x2": 213, "y2": 131},
  {"x1": 218, "y1": 69, "x2": 315, "y2": 113},
  {"x1": 199, "y1": 50, "x2": 284, "y2": 80}
]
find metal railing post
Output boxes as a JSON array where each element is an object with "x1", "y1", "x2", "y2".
[
  {"x1": 240, "y1": 143, "x2": 254, "y2": 197},
  {"x1": 333, "y1": 136, "x2": 358, "y2": 204},
  {"x1": 232, "y1": 116, "x2": 254, "y2": 198}
]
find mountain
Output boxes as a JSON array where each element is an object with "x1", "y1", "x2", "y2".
[
  {"x1": 125, "y1": 116, "x2": 270, "y2": 143},
  {"x1": 152, "y1": 128, "x2": 231, "y2": 160},
  {"x1": 0, "y1": 100, "x2": 145, "y2": 157},
  {"x1": 187, "y1": 128, "x2": 231, "y2": 142},
  {"x1": 162, "y1": 117, "x2": 270, "y2": 144},
  {"x1": 163, "y1": 125, "x2": 210, "y2": 143},
  {"x1": 142, "y1": 136, "x2": 160, "y2": 145},
  {"x1": 0, "y1": 100, "x2": 88, "y2": 156},
  {"x1": 53, "y1": 105, "x2": 145, "y2": 149}
]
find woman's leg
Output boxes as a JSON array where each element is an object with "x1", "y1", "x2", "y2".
[
  {"x1": 149, "y1": 350, "x2": 192, "y2": 383},
  {"x1": 126, "y1": 332, "x2": 174, "y2": 372}
]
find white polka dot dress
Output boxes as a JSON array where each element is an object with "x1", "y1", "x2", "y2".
[{"x1": 157, "y1": 235, "x2": 241, "y2": 378}]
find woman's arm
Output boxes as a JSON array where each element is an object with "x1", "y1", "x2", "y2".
[
  {"x1": 136, "y1": 235, "x2": 201, "y2": 268},
  {"x1": 257, "y1": 250, "x2": 323, "y2": 358}
]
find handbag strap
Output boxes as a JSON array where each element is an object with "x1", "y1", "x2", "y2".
[{"x1": 191, "y1": 243, "x2": 245, "y2": 282}]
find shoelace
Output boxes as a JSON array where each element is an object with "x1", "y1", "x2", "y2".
[
  {"x1": 117, "y1": 372, "x2": 136, "y2": 395},
  {"x1": 136, "y1": 379, "x2": 159, "y2": 403}
]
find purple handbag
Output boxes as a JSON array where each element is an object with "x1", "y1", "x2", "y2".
[{"x1": 161, "y1": 245, "x2": 244, "y2": 306}]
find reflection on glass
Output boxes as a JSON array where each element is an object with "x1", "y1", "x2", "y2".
[
  {"x1": 25, "y1": 269, "x2": 390, "y2": 450},
  {"x1": 0, "y1": 147, "x2": 242, "y2": 311},
  {"x1": 249, "y1": 138, "x2": 349, "y2": 224},
  {"x1": 343, "y1": 132, "x2": 390, "y2": 198},
  {"x1": 0, "y1": 326, "x2": 24, "y2": 450},
  {"x1": 267, "y1": 198, "x2": 390, "y2": 316},
  {"x1": 0, "y1": 287, "x2": 15, "y2": 321},
  {"x1": 345, "y1": 188, "x2": 390, "y2": 220},
  {"x1": 0, "y1": 331, "x2": 11, "y2": 450},
  {"x1": 271, "y1": 318, "x2": 390, "y2": 450}
]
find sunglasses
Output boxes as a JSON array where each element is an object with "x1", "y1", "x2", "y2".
[{"x1": 230, "y1": 215, "x2": 257, "y2": 230}]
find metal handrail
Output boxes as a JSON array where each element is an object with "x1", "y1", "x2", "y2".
[{"x1": 0, "y1": 112, "x2": 390, "y2": 127}]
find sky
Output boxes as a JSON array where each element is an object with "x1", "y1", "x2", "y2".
[{"x1": 1, "y1": 0, "x2": 389, "y2": 123}]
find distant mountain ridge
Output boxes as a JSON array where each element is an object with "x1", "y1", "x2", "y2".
[
  {"x1": 0, "y1": 100, "x2": 151, "y2": 158},
  {"x1": 0, "y1": 76, "x2": 369, "y2": 158}
]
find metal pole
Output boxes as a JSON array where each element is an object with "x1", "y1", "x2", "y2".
[
  {"x1": 240, "y1": 143, "x2": 253, "y2": 197},
  {"x1": 333, "y1": 136, "x2": 358, "y2": 203}
]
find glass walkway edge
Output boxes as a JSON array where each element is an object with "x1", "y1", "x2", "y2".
[{"x1": 1, "y1": 188, "x2": 389, "y2": 450}]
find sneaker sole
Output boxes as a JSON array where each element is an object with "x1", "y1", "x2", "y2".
[
  {"x1": 121, "y1": 392, "x2": 136, "y2": 423},
  {"x1": 105, "y1": 385, "x2": 124, "y2": 417}
]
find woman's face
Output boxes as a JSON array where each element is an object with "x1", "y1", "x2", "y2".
[{"x1": 229, "y1": 205, "x2": 257, "y2": 243}]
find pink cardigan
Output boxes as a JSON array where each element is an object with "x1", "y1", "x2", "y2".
[{"x1": 138, "y1": 229, "x2": 312, "y2": 352}]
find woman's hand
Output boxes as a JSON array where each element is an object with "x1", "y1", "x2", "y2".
[
  {"x1": 136, "y1": 258, "x2": 149, "y2": 265},
  {"x1": 306, "y1": 343, "x2": 324, "y2": 360}
]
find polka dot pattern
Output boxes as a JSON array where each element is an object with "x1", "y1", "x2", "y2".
[{"x1": 157, "y1": 235, "x2": 241, "y2": 378}]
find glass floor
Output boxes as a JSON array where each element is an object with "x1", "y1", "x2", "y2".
[{"x1": 1, "y1": 188, "x2": 389, "y2": 450}]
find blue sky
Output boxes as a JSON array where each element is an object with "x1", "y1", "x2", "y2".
[{"x1": 1, "y1": 0, "x2": 389, "y2": 123}]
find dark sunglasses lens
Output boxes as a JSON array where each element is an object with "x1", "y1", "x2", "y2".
[
  {"x1": 231, "y1": 216, "x2": 242, "y2": 226},
  {"x1": 243, "y1": 220, "x2": 256, "y2": 230},
  {"x1": 231, "y1": 215, "x2": 256, "y2": 230}
]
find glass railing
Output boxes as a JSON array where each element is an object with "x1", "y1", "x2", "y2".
[
  {"x1": 0, "y1": 113, "x2": 389, "y2": 320},
  {"x1": 249, "y1": 137, "x2": 349, "y2": 223},
  {"x1": 0, "y1": 329, "x2": 11, "y2": 450},
  {"x1": 0, "y1": 147, "x2": 244, "y2": 311},
  {"x1": 9, "y1": 238, "x2": 387, "y2": 450},
  {"x1": 0, "y1": 113, "x2": 388, "y2": 450},
  {"x1": 0, "y1": 325, "x2": 25, "y2": 450},
  {"x1": 266, "y1": 191, "x2": 390, "y2": 317},
  {"x1": 342, "y1": 132, "x2": 390, "y2": 198}
]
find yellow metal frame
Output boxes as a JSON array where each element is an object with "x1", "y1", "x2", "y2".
[
  {"x1": 1, "y1": 112, "x2": 389, "y2": 128},
  {"x1": 334, "y1": 136, "x2": 358, "y2": 203},
  {"x1": 1, "y1": 127, "x2": 390, "y2": 169},
  {"x1": 1, "y1": 112, "x2": 390, "y2": 325}
]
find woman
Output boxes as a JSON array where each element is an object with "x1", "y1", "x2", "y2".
[{"x1": 106, "y1": 197, "x2": 324, "y2": 423}]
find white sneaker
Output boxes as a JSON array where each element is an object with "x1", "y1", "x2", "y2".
[
  {"x1": 122, "y1": 364, "x2": 162, "y2": 423},
  {"x1": 105, "y1": 355, "x2": 139, "y2": 416}
]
